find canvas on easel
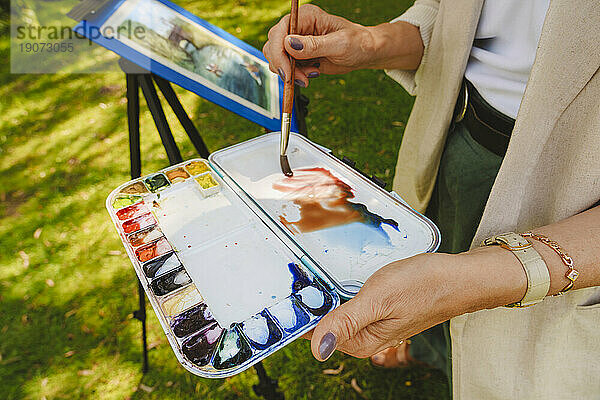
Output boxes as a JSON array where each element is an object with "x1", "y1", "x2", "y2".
[{"x1": 71, "y1": 0, "x2": 297, "y2": 132}]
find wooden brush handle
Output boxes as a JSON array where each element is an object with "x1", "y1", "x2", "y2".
[{"x1": 282, "y1": 0, "x2": 299, "y2": 114}]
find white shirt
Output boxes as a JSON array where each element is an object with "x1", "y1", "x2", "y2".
[{"x1": 465, "y1": 0, "x2": 550, "y2": 119}]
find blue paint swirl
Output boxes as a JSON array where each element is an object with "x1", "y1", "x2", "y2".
[{"x1": 287, "y1": 262, "x2": 312, "y2": 293}]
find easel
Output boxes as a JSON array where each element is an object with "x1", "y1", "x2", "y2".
[{"x1": 120, "y1": 57, "x2": 308, "y2": 400}]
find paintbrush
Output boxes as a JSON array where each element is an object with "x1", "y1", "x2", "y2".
[{"x1": 280, "y1": 0, "x2": 299, "y2": 177}]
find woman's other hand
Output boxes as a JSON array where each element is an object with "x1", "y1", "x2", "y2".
[
  {"x1": 307, "y1": 249, "x2": 527, "y2": 361},
  {"x1": 262, "y1": 4, "x2": 424, "y2": 87}
]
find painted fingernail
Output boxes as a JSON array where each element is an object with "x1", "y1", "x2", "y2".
[
  {"x1": 312, "y1": 62, "x2": 320, "y2": 68},
  {"x1": 289, "y1": 37, "x2": 303, "y2": 51},
  {"x1": 278, "y1": 67, "x2": 285, "y2": 81},
  {"x1": 307, "y1": 71, "x2": 320, "y2": 78},
  {"x1": 319, "y1": 332, "x2": 337, "y2": 360},
  {"x1": 295, "y1": 79, "x2": 306, "y2": 87}
]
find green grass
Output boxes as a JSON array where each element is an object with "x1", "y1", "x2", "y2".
[{"x1": 0, "y1": 0, "x2": 449, "y2": 398}]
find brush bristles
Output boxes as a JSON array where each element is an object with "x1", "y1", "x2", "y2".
[{"x1": 280, "y1": 155, "x2": 293, "y2": 176}]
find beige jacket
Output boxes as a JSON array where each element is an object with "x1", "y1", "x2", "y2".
[{"x1": 386, "y1": 0, "x2": 600, "y2": 398}]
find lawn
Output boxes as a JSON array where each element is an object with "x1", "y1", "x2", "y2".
[{"x1": 0, "y1": 0, "x2": 449, "y2": 398}]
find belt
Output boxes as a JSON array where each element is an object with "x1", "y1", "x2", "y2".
[{"x1": 454, "y1": 80, "x2": 516, "y2": 157}]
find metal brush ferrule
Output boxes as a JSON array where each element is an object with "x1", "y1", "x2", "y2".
[{"x1": 280, "y1": 113, "x2": 291, "y2": 156}]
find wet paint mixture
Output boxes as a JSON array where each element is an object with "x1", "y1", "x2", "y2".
[{"x1": 272, "y1": 168, "x2": 399, "y2": 239}]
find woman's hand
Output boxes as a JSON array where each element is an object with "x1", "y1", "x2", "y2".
[
  {"x1": 262, "y1": 4, "x2": 424, "y2": 87},
  {"x1": 307, "y1": 249, "x2": 527, "y2": 361},
  {"x1": 263, "y1": 4, "x2": 375, "y2": 86}
]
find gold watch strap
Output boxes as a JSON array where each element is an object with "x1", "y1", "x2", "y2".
[{"x1": 482, "y1": 232, "x2": 550, "y2": 307}]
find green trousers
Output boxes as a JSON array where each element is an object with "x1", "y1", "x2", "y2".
[{"x1": 408, "y1": 120, "x2": 504, "y2": 378}]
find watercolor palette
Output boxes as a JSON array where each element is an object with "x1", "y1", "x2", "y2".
[
  {"x1": 107, "y1": 159, "x2": 340, "y2": 378},
  {"x1": 107, "y1": 134, "x2": 439, "y2": 377}
]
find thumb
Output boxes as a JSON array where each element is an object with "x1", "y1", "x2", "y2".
[
  {"x1": 310, "y1": 295, "x2": 376, "y2": 361},
  {"x1": 284, "y1": 31, "x2": 347, "y2": 60}
]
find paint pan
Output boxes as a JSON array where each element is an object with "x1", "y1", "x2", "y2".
[
  {"x1": 143, "y1": 251, "x2": 181, "y2": 278},
  {"x1": 144, "y1": 173, "x2": 170, "y2": 193},
  {"x1": 185, "y1": 160, "x2": 210, "y2": 176},
  {"x1": 116, "y1": 202, "x2": 149, "y2": 221},
  {"x1": 128, "y1": 225, "x2": 163, "y2": 247},
  {"x1": 182, "y1": 324, "x2": 223, "y2": 367},
  {"x1": 166, "y1": 167, "x2": 190, "y2": 183},
  {"x1": 112, "y1": 194, "x2": 142, "y2": 209},
  {"x1": 212, "y1": 327, "x2": 253, "y2": 370},
  {"x1": 161, "y1": 285, "x2": 204, "y2": 318},
  {"x1": 151, "y1": 266, "x2": 191, "y2": 296},
  {"x1": 135, "y1": 237, "x2": 172, "y2": 262},
  {"x1": 266, "y1": 296, "x2": 310, "y2": 336},
  {"x1": 294, "y1": 283, "x2": 334, "y2": 317},
  {"x1": 119, "y1": 181, "x2": 148, "y2": 195},
  {"x1": 241, "y1": 310, "x2": 282, "y2": 350},
  {"x1": 170, "y1": 303, "x2": 215, "y2": 338},
  {"x1": 122, "y1": 213, "x2": 155, "y2": 234},
  {"x1": 195, "y1": 173, "x2": 220, "y2": 197}
]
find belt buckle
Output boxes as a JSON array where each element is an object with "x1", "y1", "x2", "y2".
[{"x1": 454, "y1": 82, "x2": 469, "y2": 123}]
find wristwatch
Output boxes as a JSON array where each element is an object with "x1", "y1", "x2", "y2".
[{"x1": 482, "y1": 232, "x2": 550, "y2": 307}]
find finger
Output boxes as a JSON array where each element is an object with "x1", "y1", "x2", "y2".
[
  {"x1": 310, "y1": 294, "x2": 381, "y2": 361},
  {"x1": 333, "y1": 320, "x2": 402, "y2": 358},
  {"x1": 284, "y1": 30, "x2": 349, "y2": 60},
  {"x1": 302, "y1": 329, "x2": 314, "y2": 340},
  {"x1": 267, "y1": 13, "x2": 290, "y2": 42},
  {"x1": 294, "y1": 67, "x2": 308, "y2": 88},
  {"x1": 295, "y1": 58, "x2": 321, "y2": 68},
  {"x1": 262, "y1": 42, "x2": 277, "y2": 74},
  {"x1": 297, "y1": 65, "x2": 320, "y2": 80},
  {"x1": 264, "y1": 15, "x2": 293, "y2": 80}
]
